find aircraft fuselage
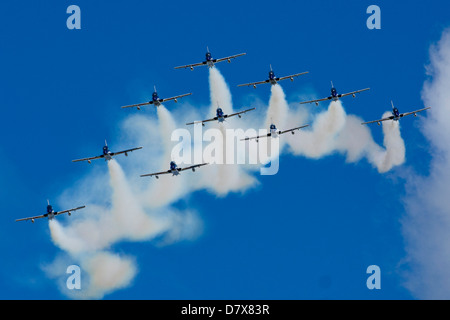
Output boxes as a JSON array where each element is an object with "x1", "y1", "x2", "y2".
[
  {"x1": 269, "y1": 124, "x2": 279, "y2": 138},
  {"x1": 330, "y1": 87, "x2": 341, "y2": 101},
  {"x1": 44, "y1": 205, "x2": 55, "y2": 220},
  {"x1": 268, "y1": 71, "x2": 277, "y2": 85},
  {"x1": 152, "y1": 92, "x2": 162, "y2": 106},
  {"x1": 392, "y1": 108, "x2": 400, "y2": 120},
  {"x1": 102, "y1": 146, "x2": 113, "y2": 161},
  {"x1": 216, "y1": 108, "x2": 225, "y2": 123},
  {"x1": 170, "y1": 161, "x2": 180, "y2": 176},
  {"x1": 205, "y1": 52, "x2": 216, "y2": 68}
]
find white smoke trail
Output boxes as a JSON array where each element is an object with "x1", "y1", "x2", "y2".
[
  {"x1": 287, "y1": 101, "x2": 347, "y2": 159},
  {"x1": 199, "y1": 67, "x2": 257, "y2": 195},
  {"x1": 264, "y1": 84, "x2": 289, "y2": 130},
  {"x1": 283, "y1": 100, "x2": 405, "y2": 173},
  {"x1": 48, "y1": 159, "x2": 199, "y2": 299},
  {"x1": 334, "y1": 111, "x2": 405, "y2": 173},
  {"x1": 142, "y1": 105, "x2": 188, "y2": 208},
  {"x1": 209, "y1": 67, "x2": 233, "y2": 115},
  {"x1": 401, "y1": 29, "x2": 450, "y2": 299},
  {"x1": 257, "y1": 84, "x2": 291, "y2": 165},
  {"x1": 47, "y1": 63, "x2": 407, "y2": 299}
]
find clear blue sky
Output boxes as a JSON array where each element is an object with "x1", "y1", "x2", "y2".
[{"x1": 0, "y1": 0, "x2": 448, "y2": 299}]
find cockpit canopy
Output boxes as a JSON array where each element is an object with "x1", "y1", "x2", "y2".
[
  {"x1": 170, "y1": 161, "x2": 177, "y2": 170},
  {"x1": 103, "y1": 146, "x2": 109, "y2": 154},
  {"x1": 47, "y1": 205, "x2": 53, "y2": 213},
  {"x1": 268, "y1": 71, "x2": 275, "y2": 79},
  {"x1": 216, "y1": 108, "x2": 224, "y2": 116},
  {"x1": 331, "y1": 87, "x2": 337, "y2": 96},
  {"x1": 270, "y1": 124, "x2": 276, "y2": 130},
  {"x1": 206, "y1": 52, "x2": 212, "y2": 61}
]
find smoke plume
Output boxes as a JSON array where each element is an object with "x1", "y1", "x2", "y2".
[
  {"x1": 47, "y1": 65, "x2": 407, "y2": 299},
  {"x1": 401, "y1": 29, "x2": 450, "y2": 299}
]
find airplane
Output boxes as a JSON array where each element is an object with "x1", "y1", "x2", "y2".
[
  {"x1": 241, "y1": 124, "x2": 309, "y2": 142},
  {"x1": 299, "y1": 82, "x2": 370, "y2": 106},
  {"x1": 121, "y1": 86, "x2": 192, "y2": 110},
  {"x1": 174, "y1": 47, "x2": 246, "y2": 70},
  {"x1": 361, "y1": 101, "x2": 431, "y2": 125},
  {"x1": 237, "y1": 65, "x2": 309, "y2": 88},
  {"x1": 186, "y1": 106, "x2": 256, "y2": 126},
  {"x1": 15, "y1": 200, "x2": 86, "y2": 223},
  {"x1": 140, "y1": 161, "x2": 208, "y2": 179},
  {"x1": 72, "y1": 140, "x2": 143, "y2": 164}
]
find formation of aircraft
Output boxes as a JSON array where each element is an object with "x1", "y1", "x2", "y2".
[
  {"x1": 140, "y1": 161, "x2": 208, "y2": 179},
  {"x1": 174, "y1": 47, "x2": 246, "y2": 71},
  {"x1": 241, "y1": 124, "x2": 309, "y2": 142},
  {"x1": 72, "y1": 140, "x2": 143, "y2": 164},
  {"x1": 299, "y1": 82, "x2": 370, "y2": 106},
  {"x1": 361, "y1": 101, "x2": 432, "y2": 125},
  {"x1": 121, "y1": 86, "x2": 192, "y2": 110},
  {"x1": 186, "y1": 106, "x2": 256, "y2": 126},
  {"x1": 16, "y1": 200, "x2": 86, "y2": 223},
  {"x1": 237, "y1": 65, "x2": 309, "y2": 88},
  {"x1": 19, "y1": 47, "x2": 432, "y2": 224}
]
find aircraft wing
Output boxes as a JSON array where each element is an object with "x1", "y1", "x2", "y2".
[
  {"x1": 160, "y1": 93, "x2": 192, "y2": 103},
  {"x1": 186, "y1": 117, "x2": 218, "y2": 126},
  {"x1": 241, "y1": 132, "x2": 271, "y2": 141},
  {"x1": 15, "y1": 214, "x2": 47, "y2": 222},
  {"x1": 276, "y1": 71, "x2": 309, "y2": 82},
  {"x1": 361, "y1": 115, "x2": 395, "y2": 125},
  {"x1": 54, "y1": 206, "x2": 86, "y2": 217},
  {"x1": 214, "y1": 53, "x2": 247, "y2": 63},
  {"x1": 140, "y1": 170, "x2": 172, "y2": 178},
  {"x1": 15, "y1": 206, "x2": 86, "y2": 222},
  {"x1": 174, "y1": 61, "x2": 208, "y2": 70},
  {"x1": 121, "y1": 101, "x2": 154, "y2": 109},
  {"x1": 110, "y1": 147, "x2": 143, "y2": 156},
  {"x1": 339, "y1": 88, "x2": 370, "y2": 98},
  {"x1": 299, "y1": 96, "x2": 332, "y2": 105},
  {"x1": 400, "y1": 107, "x2": 431, "y2": 118},
  {"x1": 278, "y1": 124, "x2": 309, "y2": 135},
  {"x1": 72, "y1": 155, "x2": 104, "y2": 163},
  {"x1": 178, "y1": 163, "x2": 208, "y2": 172},
  {"x1": 237, "y1": 79, "x2": 271, "y2": 88},
  {"x1": 225, "y1": 107, "x2": 256, "y2": 118}
]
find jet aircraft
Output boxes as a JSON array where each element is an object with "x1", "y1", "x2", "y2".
[
  {"x1": 72, "y1": 140, "x2": 142, "y2": 163},
  {"x1": 15, "y1": 200, "x2": 86, "y2": 223},
  {"x1": 186, "y1": 106, "x2": 255, "y2": 126},
  {"x1": 237, "y1": 65, "x2": 308, "y2": 88},
  {"x1": 299, "y1": 82, "x2": 370, "y2": 106},
  {"x1": 121, "y1": 86, "x2": 192, "y2": 110},
  {"x1": 241, "y1": 124, "x2": 309, "y2": 142},
  {"x1": 140, "y1": 161, "x2": 208, "y2": 179},
  {"x1": 174, "y1": 47, "x2": 246, "y2": 70},
  {"x1": 361, "y1": 101, "x2": 431, "y2": 125}
]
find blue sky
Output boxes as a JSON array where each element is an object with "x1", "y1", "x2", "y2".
[{"x1": 0, "y1": 0, "x2": 449, "y2": 299}]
